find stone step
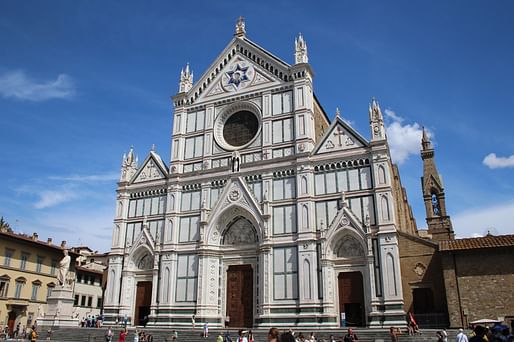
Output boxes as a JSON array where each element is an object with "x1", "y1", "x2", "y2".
[{"x1": 40, "y1": 327, "x2": 462, "y2": 342}]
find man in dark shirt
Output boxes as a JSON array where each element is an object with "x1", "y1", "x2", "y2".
[{"x1": 344, "y1": 328, "x2": 359, "y2": 342}]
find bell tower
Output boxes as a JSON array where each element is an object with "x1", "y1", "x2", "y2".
[{"x1": 421, "y1": 128, "x2": 454, "y2": 241}]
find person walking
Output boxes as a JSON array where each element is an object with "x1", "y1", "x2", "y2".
[
  {"x1": 192, "y1": 314, "x2": 196, "y2": 329},
  {"x1": 203, "y1": 321, "x2": 209, "y2": 338},
  {"x1": 119, "y1": 328, "x2": 128, "y2": 342},
  {"x1": 456, "y1": 329, "x2": 469, "y2": 342}
]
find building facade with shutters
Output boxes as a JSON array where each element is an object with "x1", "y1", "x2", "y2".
[
  {"x1": 0, "y1": 229, "x2": 72, "y2": 336},
  {"x1": 104, "y1": 18, "x2": 408, "y2": 329}
]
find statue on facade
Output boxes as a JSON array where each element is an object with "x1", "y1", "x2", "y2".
[{"x1": 57, "y1": 249, "x2": 71, "y2": 287}]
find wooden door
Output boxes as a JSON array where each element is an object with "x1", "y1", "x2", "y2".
[
  {"x1": 338, "y1": 272, "x2": 365, "y2": 326},
  {"x1": 7, "y1": 311, "x2": 16, "y2": 336},
  {"x1": 226, "y1": 265, "x2": 253, "y2": 328},
  {"x1": 134, "y1": 281, "x2": 152, "y2": 326}
]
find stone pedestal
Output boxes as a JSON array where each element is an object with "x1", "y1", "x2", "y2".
[{"x1": 37, "y1": 286, "x2": 79, "y2": 327}]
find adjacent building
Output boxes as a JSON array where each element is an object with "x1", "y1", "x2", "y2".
[{"x1": 0, "y1": 229, "x2": 71, "y2": 335}]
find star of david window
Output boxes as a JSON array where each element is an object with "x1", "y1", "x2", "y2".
[{"x1": 223, "y1": 110, "x2": 259, "y2": 147}]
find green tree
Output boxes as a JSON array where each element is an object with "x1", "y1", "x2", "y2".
[{"x1": 0, "y1": 216, "x2": 12, "y2": 232}]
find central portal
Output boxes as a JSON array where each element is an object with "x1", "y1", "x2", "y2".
[
  {"x1": 226, "y1": 264, "x2": 253, "y2": 328},
  {"x1": 338, "y1": 271, "x2": 365, "y2": 327},
  {"x1": 134, "y1": 281, "x2": 152, "y2": 326}
]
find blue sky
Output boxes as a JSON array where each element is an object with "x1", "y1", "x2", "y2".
[{"x1": 1, "y1": 1, "x2": 513, "y2": 252}]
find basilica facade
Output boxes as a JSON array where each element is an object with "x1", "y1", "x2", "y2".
[{"x1": 104, "y1": 18, "x2": 408, "y2": 328}]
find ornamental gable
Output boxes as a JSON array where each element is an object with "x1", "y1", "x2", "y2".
[{"x1": 313, "y1": 117, "x2": 368, "y2": 155}]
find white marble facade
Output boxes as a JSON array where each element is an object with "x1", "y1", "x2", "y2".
[{"x1": 104, "y1": 19, "x2": 405, "y2": 328}]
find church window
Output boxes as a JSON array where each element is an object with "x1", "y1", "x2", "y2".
[
  {"x1": 314, "y1": 167, "x2": 372, "y2": 195},
  {"x1": 273, "y1": 205, "x2": 297, "y2": 235},
  {"x1": 273, "y1": 177, "x2": 296, "y2": 200},
  {"x1": 315, "y1": 200, "x2": 338, "y2": 229},
  {"x1": 184, "y1": 136, "x2": 204, "y2": 159},
  {"x1": 348, "y1": 168, "x2": 360, "y2": 191},
  {"x1": 186, "y1": 110, "x2": 205, "y2": 133},
  {"x1": 178, "y1": 216, "x2": 200, "y2": 242},
  {"x1": 299, "y1": 114, "x2": 305, "y2": 135},
  {"x1": 165, "y1": 219, "x2": 173, "y2": 242},
  {"x1": 272, "y1": 118, "x2": 294, "y2": 144},
  {"x1": 176, "y1": 254, "x2": 198, "y2": 302},
  {"x1": 223, "y1": 110, "x2": 259, "y2": 148},
  {"x1": 246, "y1": 179, "x2": 262, "y2": 203},
  {"x1": 148, "y1": 220, "x2": 164, "y2": 241},
  {"x1": 174, "y1": 114, "x2": 181, "y2": 133},
  {"x1": 126, "y1": 222, "x2": 143, "y2": 246},
  {"x1": 272, "y1": 91, "x2": 293, "y2": 115},
  {"x1": 128, "y1": 195, "x2": 166, "y2": 218},
  {"x1": 210, "y1": 185, "x2": 225, "y2": 207},
  {"x1": 181, "y1": 190, "x2": 201, "y2": 212},
  {"x1": 273, "y1": 246, "x2": 298, "y2": 300}
]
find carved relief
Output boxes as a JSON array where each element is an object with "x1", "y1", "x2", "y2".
[
  {"x1": 335, "y1": 235, "x2": 365, "y2": 258},
  {"x1": 414, "y1": 262, "x2": 426, "y2": 277},
  {"x1": 222, "y1": 217, "x2": 258, "y2": 245}
]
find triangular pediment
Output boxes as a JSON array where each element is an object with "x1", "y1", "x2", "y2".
[
  {"x1": 208, "y1": 176, "x2": 264, "y2": 224},
  {"x1": 131, "y1": 151, "x2": 168, "y2": 184},
  {"x1": 326, "y1": 203, "x2": 367, "y2": 242},
  {"x1": 313, "y1": 117, "x2": 369, "y2": 155},
  {"x1": 186, "y1": 37, "x2": 291, "y2": 104},
  {"x1": 423, "y1": 174, "x2": 443, "y2": 194},
  {"x1": 128, "y1": 226, "x2": 155, "y2": 256}
]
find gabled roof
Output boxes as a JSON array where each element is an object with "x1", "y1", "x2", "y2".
[
  {"x1": 312, "y1": 116, "x2": 369, "y2": 155},
  {"x1": 180, "y1": 35, "x2": 294, "y2": 105},
  {"x1": 439, "y1": 234, "x2": 514, "y2": 251},
  {"x1": 130, "y1": 151, "x2": 168, "y2": 184}
]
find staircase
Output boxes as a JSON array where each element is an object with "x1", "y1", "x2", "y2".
[{"x1": 41, "y1": 327, "x2": 461, "y2": 342}]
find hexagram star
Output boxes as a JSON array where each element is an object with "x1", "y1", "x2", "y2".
[{"x1": 226, "y1": 64, "x2": 249, "y2": 88}]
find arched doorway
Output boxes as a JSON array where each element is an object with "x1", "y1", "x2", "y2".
[
  {"x1": 133, "y1": 252, "x2": 153, "y2": 326},
  {"x1": 222, "y1": 216, "x2": 257, "y2": 328},
  {"x1": 338, "y1": 272, "x2": 365, "y2": 327}
]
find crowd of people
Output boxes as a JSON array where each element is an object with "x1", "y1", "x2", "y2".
[{"x1": 79, "y1": 314, "x2": 104, "y2": 328}]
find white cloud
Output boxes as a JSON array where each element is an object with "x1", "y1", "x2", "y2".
[
  {"x1": 384, "y1": 109, "x2": 430, "y2": 165},
  {"x1": 34, "y1": 189, "x2": 78, "y2": 209},
  {"x1": 0, "y1": 70, "x2": 75, "y2": 101},
  {"x1": 452, "y1": 201, "x2": 514, "y2": 237},
  {"x1": 48, "y1": 173, "x2": 119, "y2": 182},
  {"x1": 483, "y1": 153, "x2": 514, "y2": 169}
]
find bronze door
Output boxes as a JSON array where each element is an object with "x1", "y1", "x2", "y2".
[
  {"x1": 338, "y1": 272, "x2": 365, "y2": 326},
  {"x1": 134, "y1": 281, "x2": 152, "y2": 326},
  {"x1": 226, "y1": 265, "x2": 253, "y2": 328}
]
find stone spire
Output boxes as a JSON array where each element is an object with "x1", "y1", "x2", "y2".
[
  {"x1": 178, "y1": 63, "x2": 193, "y2": 93},
  {"x1": 235, "y1": 16, "x2": 246, "y2": 37},
  {"x1": 294, "y1": 33, "x2": 308, "y2": 64},
  {"x1": 335, "y1": 107, "x2": 341, "y2": 119},
  {"x1": 420, "y1": 129, "x2": 454, "y2": 241},
  {"x1": 120, "y1": 146, "x2": 138, "y2": 183},
  {"x1": 369, "y1": 97, "x2": 386, "y2": 141}
]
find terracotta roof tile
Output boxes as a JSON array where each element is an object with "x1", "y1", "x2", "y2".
[{"x1": 439, "y1": 234, "x2": 514, "y2": 251}]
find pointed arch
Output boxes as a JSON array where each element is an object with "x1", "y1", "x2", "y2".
[
  {"x1": 300, "y1": 175, "x2": 308, "y2": 194},
  {"x1": 378, "y1": 165, "x2": 387, "y2": 184},
  {"x1": 381, "y1": 195, "x2": 390, "y2": 221},
  {"x1": 303, "y1": 259, "x2": 312, "y2": 299},
  {"x1": 301, "y1": 204, "x2": 309, "y2": 230},
  {"x1": 386, "y1": 253, "x2": 398, "y2": 296},
  {"x1": 206, "y1": 202, "x2": 264, "y2": 246}
]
